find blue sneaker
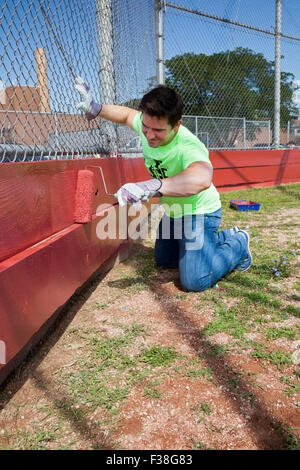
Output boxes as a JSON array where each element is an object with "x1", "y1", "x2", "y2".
[{"x1": 236, "y1": 229, "x2": 252, "y2": 272}]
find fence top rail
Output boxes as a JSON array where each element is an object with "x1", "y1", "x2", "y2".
[
  {"x1": 182, "y1": 115, "x2": 270, "y2": 124},
  {"x1": 0, "y1": 110, "x2": 77, "y2": 116},
  {"x1": 165, "y1": 2, "x2": 300, "y2": 42}
]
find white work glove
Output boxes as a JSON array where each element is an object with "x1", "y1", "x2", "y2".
[
  {"x1": 74, "y1": 76, "x2": 102, "y2": 121},
  {"x1": 115, "y1": 179, "x2": 162, "y2": 207}
]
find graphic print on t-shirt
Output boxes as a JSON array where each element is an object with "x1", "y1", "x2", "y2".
[{"x1": 148, "y1": 160, "x2": 168, "y2": 179}]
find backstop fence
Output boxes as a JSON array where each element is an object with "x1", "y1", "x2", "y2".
[{"x1": 1, "y1": 0, "x2": 300, "y2": 161}]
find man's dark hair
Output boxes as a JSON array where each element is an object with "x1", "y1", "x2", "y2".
[{"x1": 139, "y1": 85, "x2": 184, "y2": 128}]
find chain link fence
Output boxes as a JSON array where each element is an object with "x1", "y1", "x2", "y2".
[
  {"x1": 182, "y1": 116, "x2": 271, "y2": 150},
  {"x1": 164, "y1": 0, "x2": 300, "y2": 149},
  {"x1": 1, "y1": 1, "x2": 300, "y2": 162},
  {"x1": 0, "y1": 0, "x2": 156, "y2": 162}
]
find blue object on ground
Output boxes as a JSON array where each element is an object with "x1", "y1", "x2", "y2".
[{"x1": 230, "y1": 200, "x2": 261, "y2": 211}]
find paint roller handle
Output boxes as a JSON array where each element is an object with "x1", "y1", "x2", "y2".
[
  {"x1": 74, "y1": 76, "x2": 102, "y2": 121},
  {"x1": 115, "y1": 179, "x2": 162, "y2": 207}
]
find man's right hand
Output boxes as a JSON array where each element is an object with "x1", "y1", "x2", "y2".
[
  {"x1": 115, "y1": 179, "x2": 162, "y2": 207},
  {"x1": 74, "y1": 77, "x2": 102, "y2": 121}
]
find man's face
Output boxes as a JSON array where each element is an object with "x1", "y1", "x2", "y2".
[{"x1": 141, "y1": 113, "x2": 181, "y2": 148}]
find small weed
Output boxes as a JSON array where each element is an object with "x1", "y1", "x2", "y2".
[
  {"x1": 271, "y1": 255, "x2": 293, "y2": 279},
  {"x1": 200, "y1": 402, "x2": 211, "y2": 415},
  {"x1": 143, "y1": 388, "x2": 162, "y2": 399},
  {"x1": 239, "y1": 392, "x2": 255, "y2": 408},
  {"x1": 95, "y1": 302, "x2": 108, "y2": 310},
  {"x1": 280, "y1": 376, "x2": 300, "y2": 396},
  {"x1": 176, "y1": 293, "x2": 188, "y2": 300},
  {"x1": 191, "y1": 438, "x2": 215, "y2": 450},
  {"x1": 139, "y1": 345, "x2": 179, "y2": 367},
  {"x1": 276, "y1": 422, "x2": 300, "y2": 450},
  {"x1": 204, "y1": 342, "x2": 231, "y2": 358},
  {"x1": 227, "y1": 376, "x2": 240, "y2": 390}
]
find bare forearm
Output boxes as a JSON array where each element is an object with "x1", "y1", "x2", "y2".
[
  {"x1": 99, "y1": 104, "x2": 137, "y2": 128},
  {"x1": 160, "y1": 162, "x2": 212, "y2": 197}
]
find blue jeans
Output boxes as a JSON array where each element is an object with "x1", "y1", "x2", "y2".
[{"x1": 155, "y1": 208, "x2": 248, "y2": 292}]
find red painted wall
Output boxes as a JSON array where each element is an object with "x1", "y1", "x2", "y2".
[
  {"x1": 211, "y1": 149, "x2": 300, "y2": 191},
  {"x1": 0, "y1": 150, "x2": 299, "y2": 384}
]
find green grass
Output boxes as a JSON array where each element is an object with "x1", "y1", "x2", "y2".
[
  {"x1": 251, "y1": 345, "x2": 292, "y2": 370},
  {"x1": 139, "y1": 345, "x2": 180, "y2": 367},
  {"x1": 265, "y1": 326, "x2": 299, "y2": 341}
]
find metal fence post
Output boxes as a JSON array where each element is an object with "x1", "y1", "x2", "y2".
[
  {"x1": 287, "y1": 120, "x2": 290, "y2": 144},
  {"x1": 274, "y1": 0, "x2": 282, "y2": 149},
  {"x1": 95, "y1": 0, "x2": 118, "y2": 152},
  {"x1": 155, "y1": 0, "x2": 165, "y2": 85}
]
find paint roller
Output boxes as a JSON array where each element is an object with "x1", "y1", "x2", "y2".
[
  {"x1": 73, "y1": 167, "x2": 117, "y2": 224},
  {"x1": 73, "y1": 169, "x2": 95, "y2": 223}
]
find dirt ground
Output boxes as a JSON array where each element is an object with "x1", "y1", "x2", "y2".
[{"x1": 0, "y1": 205, "x2": 299, "y2": 451}]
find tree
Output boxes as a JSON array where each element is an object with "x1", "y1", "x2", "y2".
[{"x1": 165, "y1": 47, "x2": 298, "y2": 146}]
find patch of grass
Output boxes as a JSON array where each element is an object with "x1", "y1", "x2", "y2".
[
  {"x1": 280, "y1": 376, "x2": 300, "y2": 396},
  {"x1": 293, "y1": 280, "x2": 300, "y2": 292},
  {"x1": 265, "y1": 326, "x2": 299, "y2": 341},
  {"x1": 185, "y1": 366, "x2": 213, "y2": 381},
  {"x1": 12, "y1": 425, "x2": 62, "y2": 450},
  {"x1": 139, "y1": 345, "x2": 180, "y2": 367},
  {"x1": 63, "y1": 370, "x2": 129, "y2": 410},
  {"x1": 135, "y1": 250, "x2": 159, "y2": 278},
  {"x1": 251, "y1": 344, "x2": 292, "y2": 370},
  {"x1": 94, "y1": 302, "x2": 108, "y2": 310},
  {"x1": 227, "y1": 376, "x2": 241, "y2": 390},
  {"x1": 202, "y1": 302, "x2": 254, "y2": 339},
  {"x1": 200, "y1": 341, "x2": 231, "y2": 358},
  {"x1": 222, "y1": 279, "x2": 283, "y2": 311},
  {"x1": 276, "y1": 422, "x2": 300, "y2": 450},
  {"x1": 286, "y1": 304, "x2": 300, "y2": 318},
  {"x1": 117, "y1": 274, "x2": 151, "y2": 292},
  {"x1": 58, "y1": 324, "x2": 153, "y2": 412}
]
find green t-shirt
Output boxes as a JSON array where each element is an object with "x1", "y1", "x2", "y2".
[{"x1": 132, "y1": 112, "x2": 221, "y2": 218}]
